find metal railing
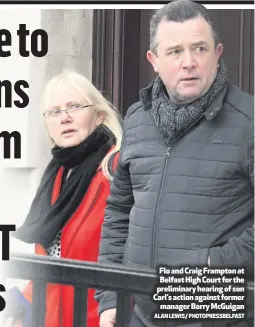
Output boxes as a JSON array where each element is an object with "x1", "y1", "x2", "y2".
[
  {"x1": 4, "y1": 253, "x2": 254, "y2": 327},
  {"x1": 4, "y1": 253, "x2": 158, "y2": 327}
]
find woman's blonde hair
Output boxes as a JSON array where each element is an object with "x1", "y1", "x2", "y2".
[{"x1": 40, "y1": 71, "x2": 123, "y2": 180}]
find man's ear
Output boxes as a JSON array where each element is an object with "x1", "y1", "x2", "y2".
[
  {"x1": 215, "y1": 43, "x2": 223, "y2": 59},
  {"x1": 147, "y1": 50, "x2": 158, "y2": 73}
]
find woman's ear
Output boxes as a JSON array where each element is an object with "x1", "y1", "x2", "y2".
[{"x1": 96, "y1": 111, "x2": 105, "y2": 126}]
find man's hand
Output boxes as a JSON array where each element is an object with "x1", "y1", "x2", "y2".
[{"x1": 99, "y1": 308, "x2": 116, "y2": 327}]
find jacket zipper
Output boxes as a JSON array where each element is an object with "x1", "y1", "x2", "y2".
[
  {"x1": 150, "y1": 114, "x2": 204, "y2": 268},
  {"x1": 151, "y1": 146, "x2": 171, "y2": 267}
]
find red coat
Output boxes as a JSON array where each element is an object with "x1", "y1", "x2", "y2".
[{"x1": 22, "y1": 152, "x2": 119, "y2": 327}]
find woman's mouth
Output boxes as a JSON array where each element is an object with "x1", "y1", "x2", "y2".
[{"x1": 61, "y1": 129, "x2": 76, "y2": 137}]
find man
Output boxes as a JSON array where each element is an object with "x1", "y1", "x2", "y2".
[{"x1": 95, "y1": 1, "x2": 254, "y2": 326}]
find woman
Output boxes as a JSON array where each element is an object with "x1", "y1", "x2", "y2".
[{"x1": 5, "y1": 71, "x2": 122, "y2": 327}]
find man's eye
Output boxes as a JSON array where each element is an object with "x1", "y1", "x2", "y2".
[
  {"x1": 169, "y1": 49, "x2": 181, "y2": 55},
  {"x1": 195, "y1": 46, "x2": 206, "y2": 52}
]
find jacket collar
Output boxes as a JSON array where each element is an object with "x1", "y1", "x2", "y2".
[
  {"x1": 139, "y1": 78, "x2": 228, "y2": 121},
  {"x1": 139, "y1": 78, "x2": 154, "y2": 111},
  {"x1": 203, "y1": 86, "x2": 227, "y2": 120}
]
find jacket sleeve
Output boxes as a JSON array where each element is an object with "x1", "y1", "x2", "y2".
[
  {"x1": 22, "y1": 280, "x2": 33, "y2": 303},
  {"x1": 209, "y1": 118, "x2": 254, "y2": 273},
  {"x1": 94, "y1": 115, "x2": 134, "y2": 315},
  {"x1": 4, "y1": 261, "x2": 34, "y2": 323},
  {"x1": 4, "y1": 286, "x2": 32, "y2": 326}
]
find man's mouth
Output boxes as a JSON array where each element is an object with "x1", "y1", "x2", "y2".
[
  {"x1": 181, "y1": 77, "x2": 199, "y2": 81},
  {"x1": 61, "y1": 129, "x2": 76, "y2": 135}
]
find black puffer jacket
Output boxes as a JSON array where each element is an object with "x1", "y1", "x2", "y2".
[{"x1": 96, "y1": 83, "x2": 254, "y2": 326}]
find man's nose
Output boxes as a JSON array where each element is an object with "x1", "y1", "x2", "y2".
[{"x1": 181, "y1": 51, "x2": 195, "y2": 69}]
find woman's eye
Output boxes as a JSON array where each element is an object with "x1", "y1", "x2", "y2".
[
  {"x1": 52, "y1": 109, "x2": 61, "y2": 115},
  {"x1": 70, "y1": 104, "x2": 80, "y2": 109}
]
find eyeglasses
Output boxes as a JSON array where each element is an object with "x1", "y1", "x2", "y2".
[{"x1": 43, "y1": 104, "x2": 94, "y2": 118}]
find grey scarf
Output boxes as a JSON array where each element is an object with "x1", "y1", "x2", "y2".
[{"x1": 150, "y1": 59, "x2": 228, "y2": 147}]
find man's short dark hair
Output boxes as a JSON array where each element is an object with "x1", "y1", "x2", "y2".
[{"x1": 150, "y1": 0, "x2": 220, "y2": 53}]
